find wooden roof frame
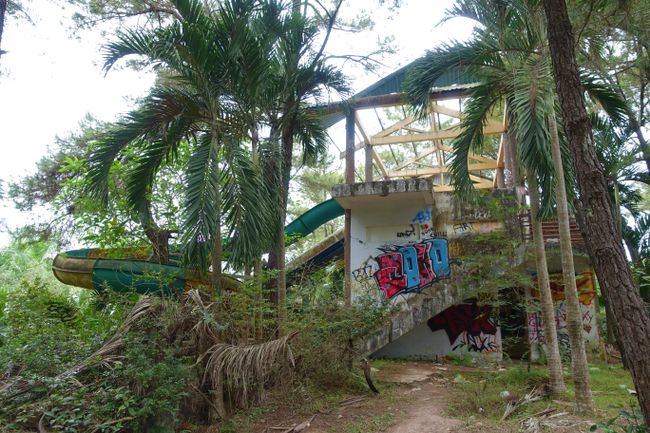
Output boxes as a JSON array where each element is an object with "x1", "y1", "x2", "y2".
[{"x1": 338, "y1": 94, "x2": 507, "y2": 192}]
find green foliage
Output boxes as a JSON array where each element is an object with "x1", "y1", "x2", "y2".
[
  {"x1": 8, "y1": 116, "x2": 186, "y2": 249},
  {"x1": 0, "y1": 288, "x2": 192, "y2": 432},
  {"x1": 591, "y1": 405, "x2": 648, "y2": 433},
  {"x1": 288, "y1": 286, "x2": 392, "y2": 389},
  {"x1": 454, "y1": 195, "x2": 533, "y2": 302},
  {"x1": 1, "y1": 278, "x2": 119, "y2": 375}
]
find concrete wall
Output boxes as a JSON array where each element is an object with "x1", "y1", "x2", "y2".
[
  {"x1": 373, "y1": 300, "x2": 503, "y2": 360},
  {"x1": 528, "y1": 271, "x2": 600, "y2": 360},
  {"x1": 335, "y1": 184, "x2": 522, "y2": 360},
  {"x1": 333, "y1": 181, "x2": 597, "y2": 362},
  {"x1": 348, "y1": 193, "x2": 506, "y2": 303}
]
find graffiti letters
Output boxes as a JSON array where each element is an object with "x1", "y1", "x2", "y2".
[
  {"x1": 528, "y1": 272, "x2": 599, "y2": 347},
  {"x1": 352, "y1": 265, "x2": 375, "y2": 283},
  {"x1": 453, "y1": 222, "x2": 473, "y2": 234},
  {"x1": 412, "y1": 207, "x2": 432, "y2": 224},
  {"x1": 459, "y1": 209, "x2": 490, "y2": 220},
  {"x1": 396, "y1": 224, "x2": 417, "y2": 239},
  {"x1": 373, "y1": 238, "x2": 450, "y2": 299},
  {"x1": 427, "y1": 300, "x2": 500, "y2": 354}
]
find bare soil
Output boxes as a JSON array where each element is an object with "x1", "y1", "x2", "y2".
[
  {"x1": 200, "y1": 360, "x2": 606, "y2": 433},
  {"x1": 243, "y1": 361, "x2": 480, "y2": 433}
]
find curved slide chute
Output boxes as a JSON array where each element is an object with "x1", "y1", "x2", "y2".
[
  {"x1": 52, "y1": 199, "x2": 344, "y2": 294},
  {"x1": 285, "y1": 199, "x2": 344, "y2": 241}
]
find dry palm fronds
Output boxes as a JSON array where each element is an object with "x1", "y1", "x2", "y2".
[
  {"x1": 2, "y1": 289, "x2": 299, "y2": 425},
  {"x1": 202, "y1": 332, "x2": 297, "y2": 409},
  {"x1": 502, "y1": 386, "x2": 544, "y2": 420},
  {"x1": 59, "y1": 297, "x2": 157, "y2": 378}
]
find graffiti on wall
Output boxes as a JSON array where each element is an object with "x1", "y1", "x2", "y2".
[
  {"x1": 427, "y1": 300, "x2": 500, "y2": 354},
  {"x1": 351, "y1": 207, "x2": 453, "y2": 299},
  {"x1": 373, "y1": 238, "x2": 450, "y2": 299},
  {"x1": 528, "y1": 272, "x2": 598, "y2": 348}
]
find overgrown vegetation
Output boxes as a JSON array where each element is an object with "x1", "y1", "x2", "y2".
[{"x1": 0, "y1": 243, "x2": 392, "y2": 432}]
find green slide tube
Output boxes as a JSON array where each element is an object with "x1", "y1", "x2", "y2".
[{"x1": 53, "y1": 199, "x2": 344, "y2": 294}]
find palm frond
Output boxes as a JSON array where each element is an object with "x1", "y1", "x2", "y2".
[
  {"x1": 181, "y1": 133, "x2": 221, "y2": 271},
  {"x1": 125, "y1": 116, "x2": 192, "y2": 218},
  {"x1": 221, "y1": 142, "x2": 275, "y2": 269},
  {"x1": 449, "y1": 81, "x2": 503, "y2": 198},
  {"x1": 508, "y1": 55, "x2": 556, "y2": 214},
  {"x1": 581, "y1": 72, "x2": 629, "y2": 126},
  {"x1": 404, "y1": 39, "x2": 503, "y2": 119}
]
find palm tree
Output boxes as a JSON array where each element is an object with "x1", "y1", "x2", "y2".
[
  {"x1": 85, "y1": 0, "x2": 275, "y2": 295},
  {"x1": 543, "y1": 0, "x2": 650, "y2": 420},
  {"x1": 405, "y1": 0, "x2": 625, "y2": 409},
  {"x1": 254, "y1": 1, "x2": 348, "y2": 331},
  {"x1": 405, "y1": 0, "x2": 568, "y2": 398},
  {"x1": 527, "y1": 173, "x2": 566, "y2": 395}
]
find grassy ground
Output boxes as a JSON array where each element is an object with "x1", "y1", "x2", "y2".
[
  {"x1": 443, "y1": 361, "x2": 637, "y2": 419},
  {"x1": 213, "y1": 376, "x2": 402, "y2": 433},
  {"x1": 204, "y1": 359, "x2": 643, "y2": 433}
]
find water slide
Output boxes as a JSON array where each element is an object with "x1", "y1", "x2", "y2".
[{"x1": 52, "y1": 199, "x2": 345, "y2": 295}]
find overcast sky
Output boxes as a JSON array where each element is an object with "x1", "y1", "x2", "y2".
[{"x1": 0, "y1": 0, "x2": 474, "y2": 244}]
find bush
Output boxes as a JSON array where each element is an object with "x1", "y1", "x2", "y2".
[
  {"x1": 0, "y1": 278, "x2": 132, "y2": 376},
  {"x1": 288, "y1": 289, "x2": 392, "y2": 389},
  {"x1": 0, "y1": 293, "x2": 192, "y2": 433}
]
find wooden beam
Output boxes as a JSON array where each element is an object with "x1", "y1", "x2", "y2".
[
  {"x1": 436, "y1": 144, "x2": 499, "y2": 164},
  {"x1": 374, "y1": 115, "x2": 417, "y2": 138},
  {"x1": 370, "y1": 122, "x2": 506, "y2": 146},
  {"x1": 338, "y1": 116, "x2": 416, "y2": 159},
  {"x1": 356, "y1": 115, "x2": 374, "y2": 182},
  {"x1": 429, "y1": 104, "x2": 464, "y2": 119},
  {"x1": 338, "y1": 140, "x2": 365, "y2": 159},
  {"x1": 386, "y1": 162, "x2": 497, "y2": 178},
  {"x1": 393, "y1": 146, "x2": 438, "y2": 171},
  {"x1": 432, "y1": 182, "x2": 495, "y2": 192}
]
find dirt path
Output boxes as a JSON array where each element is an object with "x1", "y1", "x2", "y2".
[
  {"x1": 376, "y1": 362, "x2": 464, "y2": 433},
  {"x1": 247, "y1": 361, "x2": 478, "y2": 433}
]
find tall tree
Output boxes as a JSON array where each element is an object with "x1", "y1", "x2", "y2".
[
  {"x1": 405, "y1": 0, "x2": 569, "y2": 397},
  {"x1": 406, "y1": 0, "x2": 627, "y2": 406},
  {"x1": 86, "y1": 0, "x2": 275, "y2": 294},
  {"x1": 528, "y1": 174, "x2": 567, "y2": 395},
  {"x1": 548, "y1": 111, "x2": 593, "y2": 411},
  {"x1": 260, "y1": 0, "x2": 348, "y2": 331},
  {"x1": 543, "y1": 0, "x2": 650, "y2": 420}
]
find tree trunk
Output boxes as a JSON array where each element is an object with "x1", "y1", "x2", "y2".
[
  {"x1": 211, "y1": 134, "x2": 223, "y2": 298},
  {"x1": 0, "y1": 0, "x2": 6, "y2": 58},
  {"x1": 548, "y1": 113, "x2": 594, "y2": 412},
  {"x1": 273, "y1": 125, "x2": 294, "y2": 335},
  {"x1": 529, "y1": 174, "x2": 567, "y2": 396},
  {"x1": 543, "y1": 0, "x2": 650, "y2": 420},
  {"x1": 504, "y1": 129, "x2": 522, "y2": 188},
  {"x1": 254, "y1": 257, "x2": 264, "y2": 341}
]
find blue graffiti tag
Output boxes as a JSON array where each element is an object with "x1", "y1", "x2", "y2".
[{"x1": 412, "y1": 207, "x2": 432, "y2": 224}]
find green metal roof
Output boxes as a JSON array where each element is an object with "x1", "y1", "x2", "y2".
[{"x1": 318, "y1": 59, "x2": 478, "y2": 128}]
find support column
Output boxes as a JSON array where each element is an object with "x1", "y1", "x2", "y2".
[
  {"x1": 345, "y1": 110, "x2": 355, "y2": 185},
  {"x1": 344, "y1": 110, "x2": 355, "y2": 307},
  {"x1": 364, "y1": 145, "x2": 373, "y2": 182},
  {"x1": 344, "y1": 209, "x2": 352, "y2": 307}
]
